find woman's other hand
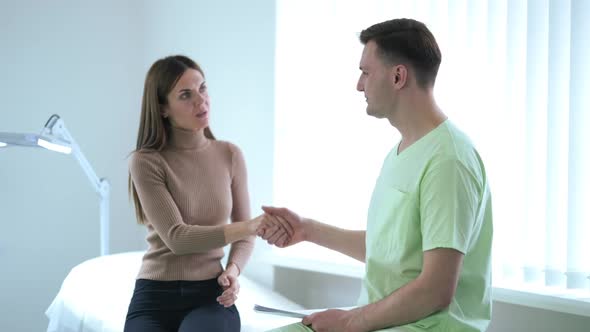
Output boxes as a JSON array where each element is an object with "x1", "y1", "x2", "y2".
[{"x1": 217, "y1": 263, "x2": 240, "y2": 307}]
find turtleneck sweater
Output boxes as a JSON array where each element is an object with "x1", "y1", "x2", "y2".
[{"x1": 129, "y1": 126, "x2": 254, "y2": 281}]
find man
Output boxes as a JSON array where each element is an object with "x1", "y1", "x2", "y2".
[{"x1": 259, "y1": 18, "x2": 493, "y2": 332}]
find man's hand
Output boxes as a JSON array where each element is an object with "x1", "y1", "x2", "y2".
[
  {"x1": 257, "y1": 206, "x2": 308, "y2": 248},
  {"x1": 217, "y1": 265, "x2": 240, "y2": 307},
  {"x1": 302, "y1": 309, "x2": 364, "y2": 332}
]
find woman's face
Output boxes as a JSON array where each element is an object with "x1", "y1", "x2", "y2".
[{"x1": 163, "y1": 69, "x2": 210, "y2": 130}]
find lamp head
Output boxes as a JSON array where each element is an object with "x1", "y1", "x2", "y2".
[{"x1": 0, "y1": 132, "x2": 72, "y2": 154}]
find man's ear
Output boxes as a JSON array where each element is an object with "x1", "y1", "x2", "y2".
[{"x1": 393, "y1": 65, "x2": 408, "y2": 88}]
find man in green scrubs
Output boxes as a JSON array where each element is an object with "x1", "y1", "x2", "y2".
[{"x1": 259, "y1": 18, "x2": 493, "y2": 332}]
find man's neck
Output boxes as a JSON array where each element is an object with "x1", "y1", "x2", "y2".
[{"x1": 389, "y1": 89, "x2": 446, "y2": 154}]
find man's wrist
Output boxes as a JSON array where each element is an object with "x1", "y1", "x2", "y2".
[
  {"x1": 301, "y1": 218, "x2": 315, "y2": 243},
  {"x1": 348, "y1": 307, "x2": 370, "y2": 332}
]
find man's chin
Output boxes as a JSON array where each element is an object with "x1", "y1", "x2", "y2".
[{"x1": 366, "y1": 108, "x2": 382, "y2": 118}]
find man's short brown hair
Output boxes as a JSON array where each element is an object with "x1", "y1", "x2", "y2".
[{"x1": 360, "y1": 18, "x2": 442, "y2": 88}]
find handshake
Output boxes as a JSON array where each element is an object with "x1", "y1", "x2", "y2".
[{"x1": 250, "y1": 206, "x2": 308, "y2": 248}]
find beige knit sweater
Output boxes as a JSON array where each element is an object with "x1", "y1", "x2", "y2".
[{"x1": 129, "y1": 126, "x2": 254, "y2": 281}]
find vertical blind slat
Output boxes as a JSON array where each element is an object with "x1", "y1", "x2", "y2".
[
  {"x1": 524, "y1": 0, "x2": 549, "y2": 284},
  {"x1": 545, "y1": 0, "x2": 570, "y2": 287},
  {"x1": 567, "y1": 0, "x2": 590, "y2": 289}
]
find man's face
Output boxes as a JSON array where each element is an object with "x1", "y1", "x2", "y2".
[{"x1": 356, "y1": 41, "x2": 394, "y2": 119}]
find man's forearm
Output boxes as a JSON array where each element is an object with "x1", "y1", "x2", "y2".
[
  {"x1": 304, "y1": 219, "x2": 366, "y2": 262},
  {"x1": 351, "y1": 277, "x2": 449, "y2": 331}
]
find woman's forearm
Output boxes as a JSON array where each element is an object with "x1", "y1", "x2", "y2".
[
  {"x1": 224, "y1": 215, "x2": 262, "y2": 244},
  {"x1": 224, "y1": 217, "x2": 259, "y2": 273}
]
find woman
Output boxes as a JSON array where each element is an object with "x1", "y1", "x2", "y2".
[{"x1": 125, "y1": 55, "x2": 262, "y2": 332}]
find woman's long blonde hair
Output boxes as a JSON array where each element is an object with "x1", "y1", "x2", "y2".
[{"x1": 129, "y1": 55, "x2": 215, "y2": 224}]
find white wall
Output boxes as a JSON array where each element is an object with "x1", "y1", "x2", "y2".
[
  {"x1": 0, "y1": 0, "x2": 275, "y2": 331},
  {"x1": 0, "y1": 1, "x2": 144, "y2": 330}
]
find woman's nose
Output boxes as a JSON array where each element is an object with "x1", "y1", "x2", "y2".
[{"x1": 193, "y1": 92, "x2": 205, "y2": 104}]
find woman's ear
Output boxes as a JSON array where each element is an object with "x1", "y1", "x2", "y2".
[{"x1": 160, "y1": 105, "x2": 169, "y2": 118}]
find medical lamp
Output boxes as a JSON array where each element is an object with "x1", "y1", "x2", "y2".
[{"x1": 0, "y1": 114, "x2": 110, "y2": 256}]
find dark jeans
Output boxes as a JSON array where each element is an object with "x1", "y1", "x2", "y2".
[{"x1": 124, "y1": 278, "x2": 240, "y2": 332}]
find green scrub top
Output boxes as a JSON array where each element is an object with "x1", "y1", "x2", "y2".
[{"x1": 358, "y1": 120, "x2": 493, "y2": 331}]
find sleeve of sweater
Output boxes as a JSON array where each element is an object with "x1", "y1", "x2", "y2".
[
  {"x1": 129, "y1": 151, "x2": 226, "y2": 255},
  {"x1": 226, "y1": 143, "x2": 255, "y2": 273}
]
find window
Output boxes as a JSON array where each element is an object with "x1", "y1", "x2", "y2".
[{"x1": 274, "y1": 0, "x2": 590, "y2": 295}]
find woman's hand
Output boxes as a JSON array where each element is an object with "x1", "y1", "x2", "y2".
[
  {"x1": 257, "y1": 206, "x2": 306, "y2": 248},
  {"x1": 217, "y1": 263, "x2": 240, "y2": 307}
]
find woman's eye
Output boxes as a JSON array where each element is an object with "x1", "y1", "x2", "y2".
[
  {"x1": 180, "y1": 92, "x2": 191, "y2": 99},
  {"x1": 200, "y1": 85, "x2": 207, "y2": 92}
]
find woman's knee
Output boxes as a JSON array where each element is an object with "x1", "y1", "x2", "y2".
[
  {"x1": 178, "y1": 304, "x2": 240, "y2": 332},
  {"x1": 124, "y1": 315, "x2": 172, "y2": 332}
]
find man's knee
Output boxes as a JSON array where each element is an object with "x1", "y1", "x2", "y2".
[{"x1": 266, "y1": 322, "x2": 315, "y2": 332}]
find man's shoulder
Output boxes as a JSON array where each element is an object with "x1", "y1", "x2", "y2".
[
  {"x1": 438, "y1": 121, "x2": 476, "y2": 151},
  {"x1": 430, "y1": 122, "x2": 482, "y2": 165}
]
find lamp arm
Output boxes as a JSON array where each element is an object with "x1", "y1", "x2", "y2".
[
  {"x1": 43, "y1": 118, "x2": 103, "y2": 193},
  {"x1": 43, "y1": 115, "x2": 110, "y2": 256},
  {"x1": 99, "y1": 181, "x2": 110, "y2": 256}
]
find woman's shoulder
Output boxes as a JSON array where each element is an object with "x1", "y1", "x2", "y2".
[
  {"x1": 210, "y1": 140, "x2": 243, "y2": 155},
  {"x1": 210, "y1": 140, "x2": 246, "y2": 171},
  {"x1": 128, "y1": 149, "x2": 163, "y2": 170}
]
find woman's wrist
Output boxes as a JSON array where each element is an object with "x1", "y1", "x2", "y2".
[
  {"x1": 225, "y1": 218, "x2": 259, "y2": 243},
  {"x1": 225, "y1": 261, "x2": 241, "y2": 276},
  {"x1": 249, "y1": 214, "x2": 264, "y2": 235}
]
